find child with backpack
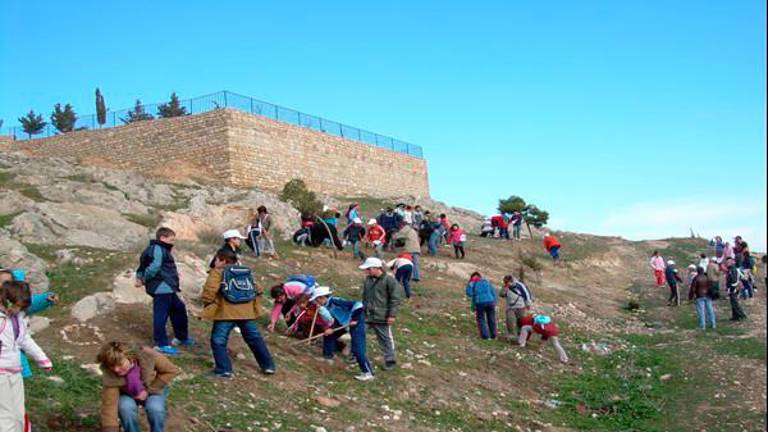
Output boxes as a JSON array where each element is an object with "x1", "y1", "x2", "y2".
[
  {"x1": 267, "y1": 274, "x2": 317, "y2": 333},
  {"x1": 343, "y1": 218, "x2": 366, "y2": 260},
  {"x1": 518, "y1": 313, "x2": 569, "y2": 363},
  {"x1": 96, "y1": 341, "x2": 178, "y2": 432},
  {"x1": 210, "y1": 229, "x2": 246, "y2": 268},
  {"x1": 387, "y1": 253, "x2": 414, "y2": 299},
  {"x1": 311, "y1": 287, "x2": 375, "y2": 381},
  {"x1": 201, "y1": 250, "x2": 275, "y2": 378},
  {"x1": 1, "y1": 280, "x2": 53, "y2": 431},
  {"x1": 136, "y1": 227, "x2": 191, "y2": 356},
  {"x1": 465, "y1": 272, "x2": 497, "y2": 340}
]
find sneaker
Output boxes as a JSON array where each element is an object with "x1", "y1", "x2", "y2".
[
  {"x1": 172, "y1": 338, "x2": 195, "y2": 347},
  {"x1": 263, "y1": 368, "x2": 276, "y2": 375},
  {"x1": 154, "y1": 345, "x2": 180, "y2": 356},
  {"x1": 210, "y1": 371, "x2": 234, "y2": 379},
  {"x1": 383, "y1": 361, "x2": 397, "y2": 371},
  {"x1": 354, "y1": 372, "x2": 375, "y2": 382},
  {"x1": 315, "y1": 357, "x2": 335, "y2": 366}
]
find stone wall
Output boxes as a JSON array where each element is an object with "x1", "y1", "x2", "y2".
[{"x1": 3, "y1": 109, "x2": 430, "y2": 198}]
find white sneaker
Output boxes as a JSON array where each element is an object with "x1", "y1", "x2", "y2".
[{"x1": 354, "y1": 372, "x2": 374, "y2": 382}]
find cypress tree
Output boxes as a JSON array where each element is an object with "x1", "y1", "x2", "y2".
[{"x1": 95, "y1": 88, "x2": 107, "y2": 127}]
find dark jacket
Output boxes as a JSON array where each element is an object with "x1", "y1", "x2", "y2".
[
  {"x1": 665, "y1": 266, "x2": 683, "y2": 285},
  {"x1": 137, "y1": 240, "x2": 179, "y2": 295},
  {"x1": 377, "y1": 212, "x2": 402, "y2": 232},
  {"x1": 362, "y1": 273, "x2": 402, "y2": 323},
  {"x1": 343, "y1": 224, "x2": 366, "y2": 243},
  {"x1": 209, "y1": 243, "x2": 241, "y2": 268},
  {"x1": 689, "y1": 274, "x2": 711, "y2": 300}
]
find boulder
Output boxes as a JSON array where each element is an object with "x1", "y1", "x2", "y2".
[
  {"x1": 11, "y1": 202, "x2": 148, "y2": 250},
  {"x1": 29, "y1": 316, "x2": 51, "y2": 334},
  {"x1": 112, "y1": 270, "x2": 151, "y2": 305},
  {"x1": 0, "y1": 190, "x2": 33, "y2": 216},
  {"x1": 36, "y1": 181, "x2": 150, "y2": 215},
  {"x1": 0, "y1": 231, "x2": 50, "y2": 292},
  {"x1": 71, "y1": 292, "x2": 116, "y2": 322}
]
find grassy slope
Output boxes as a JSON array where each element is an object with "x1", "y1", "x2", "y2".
[{"x1": 20, "y1": 213, "x2": 767, "y2": 431}]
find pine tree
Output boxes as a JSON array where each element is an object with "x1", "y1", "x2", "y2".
[
  {"x1": 121, "y1": 99, "x2": 154, "y2": 124},
  {"x1": 157, "y1": 92, "x2": 188, "y2": 118},
  {"x1": 498, "y1": 195, "x2": 527, "y2": 215},
  {"x1": 95, "y1": 88, "x2": 107, "y2": 127},
  {"x1": 18, "y1": 110, "x2": 47, "y2": 138},
  {"x1": 51, "y1": 103, "x2": 78, "y2": 133}
]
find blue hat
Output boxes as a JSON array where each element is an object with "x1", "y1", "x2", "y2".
[
  {"x1": 11, "y1": 269, "x2": 26, "y2": 282},
  {"x1": 534, "y1": 315, "x2": 551, "y2": 326}
]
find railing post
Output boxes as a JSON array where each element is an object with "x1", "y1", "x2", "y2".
[
  {"x1": 275, "y1": 105, "x2": 279, "y2": 120},
  {"x1": 319, "y1": 117, "x2": 324, "y2": 131},
  {"x1": 223, "y1": 91, "x2": 228, "y2": 108},
  {"x1": 250, "y1": 98, "x2": 254, "y2": 114},
  {"x1": 297, "y1": 112, "x2": 302, "y2": 126},
  {"x1": 357, "y1": 129, "x2": 361, "y2": 141}
]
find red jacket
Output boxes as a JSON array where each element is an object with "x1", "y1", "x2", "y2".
[
  {"x1": 366, "y1": 224, "x2": 386, "y2": 243},
  {"x1": 543, "y1": 235, "x2": 561, "y2": 251}
]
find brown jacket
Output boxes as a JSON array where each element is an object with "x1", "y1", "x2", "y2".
[
  {"x1": 689, "y1": 274, "x2": 712, "y2": 300},
  {"x1": 199, "y1": 268, "x2": 263, "y2": 320},
  {"x1": 100, "y1": 347, "x2": 179, "y2": 432}
]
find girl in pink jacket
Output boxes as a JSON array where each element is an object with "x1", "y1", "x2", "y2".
[
  {"x1": 448, "y1": 224, "x2": 466, "y2": 259},
  {"x1": 649, "y1": 251, "x2": 666, "y2": 287}
]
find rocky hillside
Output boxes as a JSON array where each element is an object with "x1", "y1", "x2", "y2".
[{"x1": 1, "y1": 152, "x2": 765, "y2": 432}]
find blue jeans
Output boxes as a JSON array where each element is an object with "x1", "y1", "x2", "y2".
[
  {"x1": 740, "y1": 279, "x2": 754, "y2": 299},
  {"x1": 118, "y1": 389, "x2": 168, "y2": 432},
  {"x1": 211, "y1": 320, "x2": 275, "y2": 374},
  {"x1": 411, "y1": 253, "x2": 421, "y2": 281},
  {"x1": 428, "y1": 231, "x2": 440, "y2": 256},
  {"x1": 513, "y1": 224, "x2": 521, "y2": 239},
  {"x1": 474, "y1": 302, "x2": 497, "y2": 339},
  {"x1": 549, "y1": 246, "x2": 561, "y2": 260},
  {"x1": 395, "y1": 265, "x2": 413, "y2": 298},
  {"x1": 323, "y1": 320, "x2": 373, "y2": 374},
  {"x1": 152, "y1": 293, "x2": 189, "y2": 347},
  {"x1": 695, "y1": 297, "x2": 716, "y2": 329},
  {"x1": 351, "y1": 241, "x2": 363, "y2": 259}
]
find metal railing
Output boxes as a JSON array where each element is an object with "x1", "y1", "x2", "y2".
[{"x1": 1, "y1": 90, "x2": 423, "y2": 158}]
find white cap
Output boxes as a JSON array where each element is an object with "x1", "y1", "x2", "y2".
[
  {"x1": 310, "y1": 286, "x2": 332, "y2": 302},
  {"x1": 353, "y1": 217, "x2": 363, "y2": 224},
  {"x1": 688, "y1": 264, "x2": 697, "y2": 269},
  {"x1": 667, "y1": 260, "x2": 675, "y2": 265},
  {"x1": 367, "y1": 218, "x2": 377, "y2": 226},
  {"x1": 358, "y1": 257, "x2": 384, "y2": 270},
  {"x1": 222, "y1": 229, "x2": 247, "y2": 240}
]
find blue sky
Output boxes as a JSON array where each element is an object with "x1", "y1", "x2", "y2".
[{"x1": 2, "y1": 1, "x2": 766, "y2": 250}]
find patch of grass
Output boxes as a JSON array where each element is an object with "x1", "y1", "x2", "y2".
[
  {"x1": 519, "y1": 252, "x2": 543, "y2": 272},
  {"x1": 66, "y1": 174, "x2": 92, "y2": 183},
  {"x1": 657, "y1": 238, "x2": 710, "y2": 268},
  {"x1": 123, "y1": 212, "x2": 162, "y2": 228},
  {"x1": 0, "y1": 171, "x2": 47, "y2": 202},
  {"x1": 711, "y1": 337, "x2": 766, "y2": 361},
  {"x1": 26, "y1": 358, "x2": 101, "y2": 431},
  {"x1": 0, "y1": 211, "x2": 21, "y2": 227},
  {"x1": 0, "y1": 170, "x2": 14, "y2": 185}
]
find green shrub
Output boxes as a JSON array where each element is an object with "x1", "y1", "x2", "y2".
[{"x1": 279, "y1": 179, "x2": 323, "y2": 218}]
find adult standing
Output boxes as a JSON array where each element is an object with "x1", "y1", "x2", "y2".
[
  {"x1": 725, "y1": 258, "x2": 747, "y2": 321},
  {"x1": 412, "y1": 205, "x2": 425, "y2": 227},
  {"x1": 688, "y1": 267, "x2": 716, "y2": 330},
  {"x1": 377, "y1": 207, "x2": 401, "y2": 251},
  {"x1": 392, "y1": 222, "x2": 422, "y2": 282},
  {"x1": 649, "y1": 251, "x2": 666, "y2": 287},
  {"x1": 706, "y1": 258, "x2": 721, "y2": 300},
  {"x1": 359, "y1": 258, "x2": 403, "y2": 371},
  {"x1": 465, "y1": 272, "x2": 497, "y2": 340},
  {"x1": 510, "y1": 211, "x2": 523, "y2": 241}
]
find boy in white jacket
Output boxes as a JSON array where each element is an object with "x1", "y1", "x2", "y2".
[{"x1": 1, "y1": 281, "x2": 52, "y2": 432}]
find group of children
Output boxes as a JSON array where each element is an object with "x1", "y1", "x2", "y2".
[
  {"x1": 0, "y1": 200, "x2": 569, "y2": 432},
  {"x1": 650, "y1": 236, "x2": 762, "y2": 331},
  {"x1": 464, "y1": 271, "x2": 569, "y2": 363},
  {"x1": 480, "y1": 211, "x2": 524, "y2": 240}
]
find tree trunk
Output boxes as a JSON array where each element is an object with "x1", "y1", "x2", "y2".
[{"x1": 526, "y1": 221, "x2": 534, "y2": 240}]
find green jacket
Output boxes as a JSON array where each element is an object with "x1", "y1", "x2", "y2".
[{"x1": 362, "y1": 273, "x2": 402, "y2": 323}]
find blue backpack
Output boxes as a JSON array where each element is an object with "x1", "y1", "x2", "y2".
[
  {"x1": 286, "y1": 274, "x2": 317, "y2": 289},
  {"x1": 220, "y1": 265, "x2": 257, "y2": 304}
]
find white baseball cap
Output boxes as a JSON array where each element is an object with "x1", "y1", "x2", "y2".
[
  {"x1": 222, "y1": 229, "x2": 247, "y2": 240},
  {"x1": 310, "y1": 286, "x2": 332, "y2": 302},
  {"x1": 667, "y1": 260, "x2": 675, "y2": 265},
  {"x1": 367, "y1": 218, "x2": 377, "y2": 225},
  {"x1": 358, "y1": 257, "x2": 384, "y2": 270}
]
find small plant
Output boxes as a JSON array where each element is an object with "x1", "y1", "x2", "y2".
[
  {"x1": 18, "y1": 110, "x2": 47, "y2": 138},
  {"x1": 279, "y1": 179, "x2": 323, "y2": 218},
  {"x1": 519, "y1": 252, "x2": 543, "y2": 272},
  {"x1": 157, "y1": 92, "x2": 188, "y2": 118},
  {"x1": 121, "y1": 99, "x2": 154, "y2": 124},
  {"x1": 51, "y1": 103, "x2": 78, "y2": 133}
]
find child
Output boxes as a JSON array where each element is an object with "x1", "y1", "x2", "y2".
[
  {"x1": 387, "y1": 253, "x2": 414, "y2": 299},
  {"x1": 498, "y1": 275, "x2": 532, "y2": 340},
  {"x1": 1, "y1": 281, "x2": 53, "y2": 431},
  {"x1": 664, "y1": 260, "x2": 684, "y2": 306},
  {"x1": 136, "y1": 227, "x2": 192, "y2": 356},
  {"x1": 267, "y1": 275, "x2": 317, "y2": 333},
  {"x1": 518, "y1": 314, "x2": 569, "y2": 363},
  {"x1": 210, "y1": 229, "x2": 246, "y2": 268},
  {"x1": 312, "y1": 287, "x2": 375, "y2": 381},
  {"x1": 480, "y1": 217, "x2": 494, "y2": 238},
  {"x1": 97, "y1": 341, "x2": 178, "y2": 432},
  {"x1": 543, "y1": 232, "x2": 562, "y2": 262},
  {"x1": 285, "y1": 294, "x2": 319, "y2": 339},
  {"x1": 465, "y1": 272, "x2": 497, "y2": 340},
  {"x1": 448, "y1": 224, "x2": 466, "y2": 259},
  {"x1": 343, "y1": 218, "x2": 366, "y2": 260},
  {"x1": 365, "y1": 219, "x2": 386, "y2": 258},
  {"x1": 200, "y1": 250, "x2": 275, "y2": 377},
  {"x1": 254, "y1": 206, "x2": 278, "y2": 258},
  {"x1": 345, "y1": 203, "x2": 361, "y2": 226}
]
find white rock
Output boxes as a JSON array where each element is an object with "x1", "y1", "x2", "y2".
[
  {"x1": 28, "y1": 316, "x2": 51, "y2": 333},
  {"x1": 71, "y1": 292, "x2": 116, "y2": 322}
]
